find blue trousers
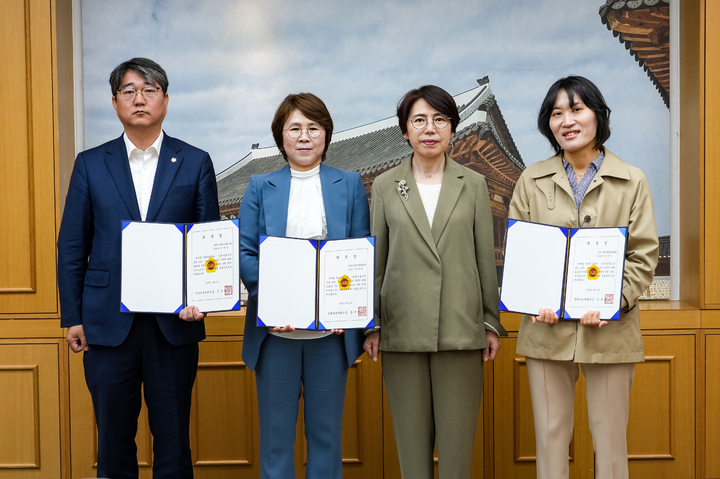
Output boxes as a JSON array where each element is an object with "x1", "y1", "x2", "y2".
[
  {"x1": 255, "y1": 333, "x2": 348, "y2": 479},
  {"x1": 83, "y1": 314, "x2": 198, "y2": 479}
]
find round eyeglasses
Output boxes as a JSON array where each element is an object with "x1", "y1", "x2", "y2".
[
  {"x1": 410, "y1": 115, "x2": 450, "y2": 130},
  {"x1": 284, "y1": 126, "x2": 323, "y2": 139},
  {"x1": 116, "y1": 86, "x2": 163, "y2": 102}
]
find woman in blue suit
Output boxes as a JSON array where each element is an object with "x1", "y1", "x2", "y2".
[{"x1": 239, "y1": 93, "x2": 370, "y2": 479}]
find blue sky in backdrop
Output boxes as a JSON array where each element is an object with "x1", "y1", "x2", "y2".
[{"x1": 82, "y1": 0, "x2": 670, "y2": 234}]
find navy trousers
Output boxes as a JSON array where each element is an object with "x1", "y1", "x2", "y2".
[
  {"x1": 255, "y1": 333, "x2": 348, "y2": 479},
  {"x1": 83, "y1": 313, "x2": 199, "y2": 479}
]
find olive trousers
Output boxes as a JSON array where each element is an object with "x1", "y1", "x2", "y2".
[{"x1": 382, "y1": 350, "x2": 484, "y2": 479}]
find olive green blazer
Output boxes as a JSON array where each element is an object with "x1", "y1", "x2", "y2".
[{"x1": 371, "y1": 154, "x2": 506, "y2": 353}]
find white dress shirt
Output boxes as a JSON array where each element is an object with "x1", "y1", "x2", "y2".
[
  {"x1": 124, "y1": 131, "x2": 163, "y2": 221},
  {"x1": 286, "y1": 165, "x2": 327, "y2": 240},
  {"x1": 272, "y1": 164, "x2": 328, "y2": 340}
]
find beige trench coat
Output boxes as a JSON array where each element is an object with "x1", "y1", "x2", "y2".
[
  {"x1": 372, "y1": 154, "x2": 506, "y2": 352},
  {"x1": 508, "y1": 149, "x2": 658, "y2": 363}
]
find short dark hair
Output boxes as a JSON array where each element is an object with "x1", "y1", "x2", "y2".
[
  {"x1": 109, "y1": 58, "x2": 169, "y2": 97},
  {"x1": 397, "y1": 85, "x2": 460, "y2": 136},
  {"x1": 537, "y1": 75, "x2": 611, "y2": 156},
  {"x1": 271, "y1": 93, "x2": 334, "y2": 162}
]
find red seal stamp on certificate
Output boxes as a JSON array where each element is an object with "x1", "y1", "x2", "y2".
[
  {"x1": 205, "y1": 257, "x2": 218, "y2": 273},
  {"x1": 225, "y1": 285, "x2": 233, "y2": 296},
  {"x1": 605, "y1": 294, "x2": 614, "y2": 304},
  {"x1": 358, "y1": 306, "x2": 367, "y2": 317},
  {"x1": 338, "y1": 275, "x2": 352, "y2": 290},
  {"x1": 586, "y1": 264, "x2": 600, "y2": 280}
]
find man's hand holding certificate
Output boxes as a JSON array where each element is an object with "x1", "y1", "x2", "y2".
[{"x1": 500, "y1": 220, "x2": 627, "y2": 321}]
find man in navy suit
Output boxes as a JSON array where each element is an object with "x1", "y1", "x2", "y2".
[{"x1": 57, "y1": 58, "x2": 219, "y2": 478}]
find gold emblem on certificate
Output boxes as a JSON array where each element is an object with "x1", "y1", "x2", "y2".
[
  {"x1": 586, "y1": 264, "x2": 600, "y2": 280},
  {"x1": 338, "y1": 274, "x2": 352, "y2": 290},
  {"x1": 205, "y1": 257, "x2": 218, "y2": 273}
]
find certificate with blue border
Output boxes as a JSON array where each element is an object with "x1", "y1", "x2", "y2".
[
  {"x1": 499, "y1": 220, "x2": 627, "y2": 320},
  {"x1": 120, "y1": 219, "x2": 241, "y2": 314},
  {"x1": 256, "y1": 235, "x2": 375, "y2": 330}
]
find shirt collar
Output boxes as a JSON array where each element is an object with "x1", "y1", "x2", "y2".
[
  {"x1": 123, "y1": 131, "x2": 164, "y2": 160},
  {"x1": 562, "y1": 149, "x2": 604, "y2": 173}
]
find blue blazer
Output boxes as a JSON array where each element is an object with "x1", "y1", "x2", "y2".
[
  {"x1": 57, "y1": 133, "x2": 220, "y2": 346},
  {"x1": 239, "y1": 163, "x2": 370, "y2": 371}
]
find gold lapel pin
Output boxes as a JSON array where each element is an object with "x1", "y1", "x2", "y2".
[{"x1": 171, "y1": 157, "x2": 177, "y2": 163}]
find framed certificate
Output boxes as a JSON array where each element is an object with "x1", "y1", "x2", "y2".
[
  {"x1": 120, "y1": 219, "x2": 241, "y2": 314},
  {"x1": 257, "y1": 235, "x2": 375, "y2": 330},
  {"x1": 499, "y1": 219, "x2": 627, "y2": 320}
]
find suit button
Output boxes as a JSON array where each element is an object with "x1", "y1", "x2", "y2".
[{"x1": 584, "y1": 215, "x2": 591, "y2": 223}]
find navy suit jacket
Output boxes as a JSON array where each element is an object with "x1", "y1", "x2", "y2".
[
  {"x1": 239, "y1": 163, "x2": 370, "y2": 371},
  {"x1": 57, "y1": 133, "x2": 220, "y2": 346}
]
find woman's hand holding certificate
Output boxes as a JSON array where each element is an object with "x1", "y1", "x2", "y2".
[
  {"x1": 269, "y1": 325, "x2": 296, "y2": 333},
  {"x1": 530, "y1": 308, "x2": 559, "y2": 325},
  {"x1": 530, "y1": 308, "x2": 608, "y2": 328},
  {"x1": 579, "y1": 310, "x2": 609, "y2": 328}
]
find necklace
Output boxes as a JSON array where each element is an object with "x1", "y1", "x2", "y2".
[
  {"x1": 414, "y1": 161, "x2": 445, "y2": 178},
  {"x1": 563, "y1": 155, "x2": 592, "y2": 182}
]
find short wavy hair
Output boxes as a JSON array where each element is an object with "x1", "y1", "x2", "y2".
[{"x1": 271, "y1": 93, "x2": 334, "y2": 162}]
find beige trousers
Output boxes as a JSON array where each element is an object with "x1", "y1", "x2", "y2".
[
  {"x1": 525, "y1": 357, "x2": 635, "y2": 479},
  {"x1": 382, "y1": 350, "x2": 484, "y2": 479}
]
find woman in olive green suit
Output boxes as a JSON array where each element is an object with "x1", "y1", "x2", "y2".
[{"x1": 363, "y1": 85, "x2": 506, "y2": 479}]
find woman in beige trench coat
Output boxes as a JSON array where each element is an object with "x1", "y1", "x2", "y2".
[
  {"x1": 363, "y1": 85, "x2": 506, "y2": 479},
  {"x1": 508, "y1": 76, "x2": 659, "y2": 479}
]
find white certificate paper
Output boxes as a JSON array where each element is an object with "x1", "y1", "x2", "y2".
[
  {"x1": 120, "y1": 219, "x2": 240, "y2": 314},
  {"x1": 499, "y1": 219, "x2": 627, "y2": 320},
  {"x1": 186, "y1": 221, "x2": 241, "y2": 312},
  {"x1": 257, "y1": 236, "x2": 318, "y2": 330},
  {"x1": 121, "y1": 222, "x2": 184, "y2": 313},
  {"x1": 257, "y1": 236, "x2": 375, "y2": 330},
  {"x1": 499, "y1": 221, "x2": 568, "y2": 317},
  {"x1": 563, "y1": 228, "x2": 626, "y2": 320},
  {"x1": 318, "y1": 238, "x2": 375, "y2": 329}
]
